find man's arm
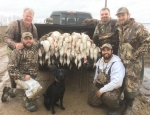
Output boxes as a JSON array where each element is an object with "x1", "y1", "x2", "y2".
[
  {"x1": 7, "y1": 50, "x2": 27, "y2": 80},
  {"x1": 92, "y1": 25, "x2": 100, "y2": 46},
  {"x1": 134, "y1": 24, "x2": 150, "y2": 58},
  {"x1": 83, "y1": 19, "x2": 101, "y2": 46},
  {"x1": 82, "y1": 18, "x2": 100, "y2": 26},
  {"x1": 99, "y1": 62, "x2": 125, "y2": 94},
  {"x1": 4, "y1": 21, "x2": 17, "y2": 49}
]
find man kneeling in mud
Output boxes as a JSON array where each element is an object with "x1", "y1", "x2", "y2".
[
  {"x1": 1, "y1": 32, "x2": 42, "y2": 112},
  {"x1": 88, "y1": 43, "x2": 125, "y2": 115}
]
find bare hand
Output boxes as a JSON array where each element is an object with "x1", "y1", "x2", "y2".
[
  {"x1": 25, "y1": 75, "x2": 30, "y2": 81},
  {"x1": 15, "y1": 43, "x2": 24, "y2": 49},
  {"x1": 96, "y1": 90, "x2": 102, "y2": 98}
]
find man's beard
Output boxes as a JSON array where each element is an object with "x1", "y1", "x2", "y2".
[
  {"x1": 23, "y1": 42, "x2": 33, "y2": 48},
  {"x1": 102, "y1": 54, "x2": 112, "y2": 60},
  {"x1": 119, "y1": 21, "x2": 127, "y2": 26},
  {"x1": 119, "y1": 18, "x2": 129, "y2": 26},
  {"x1": 102, "y1": 17, "x2": 110, "y2": 24}
]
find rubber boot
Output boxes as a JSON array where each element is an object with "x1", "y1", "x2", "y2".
[
  {"x1": 23, "y1": 95, "x2": 37, "y2": 112},
  {"x1": 119, "y1": 98, "x2": 126, "y2": 106},
  {"x1": 1, "y1": 86, "x2": 14, "y2": 102},
  {"x1": 107, "y1": 109, "x2": 117, "y2": 115},
  {"x1": 122, "y1": 98, "x2": 134, "y2": 115}
]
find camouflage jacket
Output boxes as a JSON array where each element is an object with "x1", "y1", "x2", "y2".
[
  {"x1": 118, "y1": 18, "x2": 150, "y2": 58},
  {"x1": 4, "y1": 19, "x2": 38, "y2": 50},
  {"x1": 7, "y1": 43, "x2": 40, "y2": 80},
  {"x1": 93, "y1": 19, "x2": 119, "y2": 54}
]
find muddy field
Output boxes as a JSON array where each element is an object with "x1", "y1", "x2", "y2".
[{"x1": 0, "y1": 26, "x2": 150, "y2": 115}]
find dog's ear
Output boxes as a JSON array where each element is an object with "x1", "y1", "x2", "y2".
[
  {"x1": 53, "y1": 70, "x2": 57, "y2": 76},
  {"x1": 49, "y1": 65, "x2": 57, "y2": 72}
]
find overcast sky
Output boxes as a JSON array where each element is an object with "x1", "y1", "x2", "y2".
[{"x1": 0, "y1": 0, "x2": 150, "y2": 23}]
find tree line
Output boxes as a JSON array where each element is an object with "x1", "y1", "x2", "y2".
[{"x1": 0, "y1": 15, "x2": 43, "y2": 26}]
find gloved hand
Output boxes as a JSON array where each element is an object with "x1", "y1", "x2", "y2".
[
  {"x1": 132, "y1": 53, "x2": 137, "y2": 61},
  {"x1": 82, "y1": 18, "x2": 91, "y2": 25},
  {"x1": 83, "y1": 19, "x2": 99, "y2": 26}
]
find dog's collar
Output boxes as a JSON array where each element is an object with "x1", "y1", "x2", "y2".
[{"x1": 55, "y1": 78, "x2": 59, "y2": 82}]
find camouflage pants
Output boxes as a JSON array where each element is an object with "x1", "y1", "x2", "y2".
[
  {"x1": 118, "y1": 43, "x2": 143, "y2": 98},
  {"x1": 88, "y1": 83, "x2": 122, "y2": 110},
  {"x1": 123, "y1": 60, "x2": 142, "y2": 98}
]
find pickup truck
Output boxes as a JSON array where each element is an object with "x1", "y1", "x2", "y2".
[
  {"x1": 35, "y1": 11, "x2": 95, "y2": 38},
  {"x1": 45, "y1": 11, "x2": 93, "y2": 26}
]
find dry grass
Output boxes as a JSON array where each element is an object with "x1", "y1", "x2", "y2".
[{"x1": 0, "y1": 26, "x2": 7, "y2": 43}]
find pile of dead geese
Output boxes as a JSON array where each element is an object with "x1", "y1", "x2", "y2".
[{"x1": 39, "y1": 31, "x2": 101, "y2": 69}]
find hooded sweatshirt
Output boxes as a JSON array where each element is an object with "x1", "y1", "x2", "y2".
[{"x1": 94, "y1": 54, "x2": 125, "y2": 94}]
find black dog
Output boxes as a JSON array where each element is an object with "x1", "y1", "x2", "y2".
[{"x1": 43, "y1": 67, "x2": 67, "y2": 114}]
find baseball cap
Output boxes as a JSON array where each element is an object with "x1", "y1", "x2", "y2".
[
  {"x1": 101, "y1": 43, "x2": 112, "y2": 49},
  {"x1": 116, "y1": 7, "x2": 129, "y2": 15},
  {"x1": 22, "y1": 32, "x2": 33, "y2": 38}
]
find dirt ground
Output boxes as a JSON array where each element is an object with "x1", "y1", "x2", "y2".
[
  {"x1": 0, "y1": 25, "x2": 150, "y2": 115},
  {"x1": 0, "y1": 43, "x2": 150, "y2": 115}
]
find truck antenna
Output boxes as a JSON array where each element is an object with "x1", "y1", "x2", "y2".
[{"x1": 105, "y1": 0, "x2": 107, "y2": 7}]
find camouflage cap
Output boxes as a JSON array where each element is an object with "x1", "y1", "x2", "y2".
[
  {"x1": 116, "y1": 7, "x2": 129, "y2": 15},
  {"x1": 22, "y1": 32, "x2": 33, "y2": 38},
  {"x1": 101, "y1": 43, "x2": 112, "y2": 49}
]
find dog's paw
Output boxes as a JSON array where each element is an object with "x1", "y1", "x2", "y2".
[
  {"x1": 45, "y1": 106, "x2": 50, "y2": 111},
  {"x1": 51, "y1": 110, "x2": 55, "y2": 114},
  {"x1": 60, "y1": 106, "x2": 65, "y2": 110},
  {"x1": 47, "y1": 108, "x2": 50, "y2": 111},
  {"x1": 54, "y1": 103, "x2": 59, "y2": 106}
]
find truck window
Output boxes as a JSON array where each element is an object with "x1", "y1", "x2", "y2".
[
  {"x1": 66, "y1": 14, "x2": 76, "y2": 25},
  {"x1": 61, "y1": 13, "x2": 66, "y2": 25}
]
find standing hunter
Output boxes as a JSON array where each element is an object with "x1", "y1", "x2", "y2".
[
  {"x1": 4, "y1": 8, "x2": 38, "y2": 89},
  {"x1": 116, "y1": 7, "x2": 150, "y2": 115},
  {"x1": 83, "y1": 7, "x2": 119, "y2": 55}
]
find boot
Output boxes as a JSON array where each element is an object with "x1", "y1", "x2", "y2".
[
  {"x1": 122, "y1": 98, "x2": 134, "y2": 115},
  {"x1": 10, "y1": 93, "x2": 16, "y2": 98},
  {"x1": 23, "y1": 95, "x2": 37, "y2": 112},
  {"x1": 1, "y1": 86, "x2": 14, "y2": 102},
  {"x1": 107, "y1": 109, "x2": 117, "y2": 115},
  {"x1": 123, "y1": 106, "x2": 132, "y2": 115},
  {"x1": 119, "y1": 98, "x2": 126, "y2": 106}
]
